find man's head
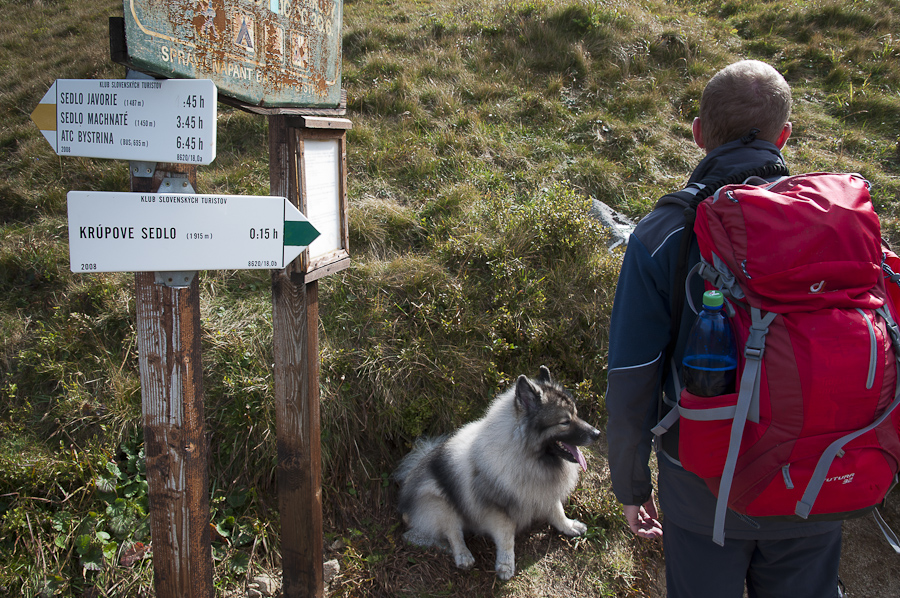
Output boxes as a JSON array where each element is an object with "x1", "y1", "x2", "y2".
[{"x1": 693, "y1": 60, "x2": 792, "y2": 153}]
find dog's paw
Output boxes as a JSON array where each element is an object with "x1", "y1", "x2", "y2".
[
  {"x1": 453, "y1": 548, "x2": 475, "y2": 570},
  {"x1": 495, "y1": 557, "x2": 515, "y2": 580},
  {"x1": 560, "y1": 518, "x2": 588, "y2": 537}
]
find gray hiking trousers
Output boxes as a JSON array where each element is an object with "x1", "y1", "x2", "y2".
[{"x1": 663, "y1": 519, "x2": 842, "y2": 598}]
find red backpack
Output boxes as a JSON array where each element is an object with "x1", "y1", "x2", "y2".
[{"x1": 658, "y1": 172, "x2": 900, "y2": 545}]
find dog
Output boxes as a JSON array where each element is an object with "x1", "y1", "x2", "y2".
[{"x1": 393, "y1": 366, "x2": 600, "y2": 580}]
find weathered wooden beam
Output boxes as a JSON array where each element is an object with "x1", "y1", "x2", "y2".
[
  {"x1": 269, "y1": 115, "x2": 325, "y2": 598},
  {"x1": 132, "y1": 164, "x2": 213, "y2": 598}
]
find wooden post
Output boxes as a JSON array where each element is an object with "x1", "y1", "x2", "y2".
[
  {"x1": 132, "y1": 164, "x2": 214, "y2": 598},
  {"x1": 269, "y1": 115, "x2": 325, "y2": 598}
]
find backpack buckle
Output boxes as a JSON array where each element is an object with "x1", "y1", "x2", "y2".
[
  {"x1": 744, "y1": 346, "x2": 764, "y2": 360},
  {"x1": 745, "y1": 309, "x2": 778, "y2": 361}
]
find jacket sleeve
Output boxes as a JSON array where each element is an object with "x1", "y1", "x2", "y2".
[{"x1": 605, "y1": 232, "x2": 677, "y2": 506}]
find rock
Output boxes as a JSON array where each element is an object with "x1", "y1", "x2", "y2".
[
  {"x1": 589, "y1": 199, "x2": 636, "y2": 251},
  {"x1": 248, "y1": 573, "x2": 279, "y2": 597},
  {"x1": 323, "y1": 559, "x2": 340, "y2": 584}
]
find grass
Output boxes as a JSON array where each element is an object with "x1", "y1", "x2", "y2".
[{"x1": 2, "y1": 0, "x2": 900, "y2": 596}]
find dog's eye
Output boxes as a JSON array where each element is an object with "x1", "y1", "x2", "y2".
[{"x1": 559, "y1": 419, "x2": 571, "y2": 427}]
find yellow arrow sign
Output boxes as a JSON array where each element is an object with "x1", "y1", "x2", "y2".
[
  {"x1": 29, "y1": 79, "x2": 217, "y2": 164},
  {"x1": 30, "y1": 102, "x2": 56, "y2": 132}
]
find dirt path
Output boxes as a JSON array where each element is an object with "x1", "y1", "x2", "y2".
[{"x1": 839, "y1": 508, "x2": 900, "y2": 598}]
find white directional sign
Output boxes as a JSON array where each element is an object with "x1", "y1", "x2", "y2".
[
  {"x1": 31, "y1": 79, "x2": 217, "y2": 164},
  {"x1": 67, "y1": 191, "x2": 320, "y2": 273}
]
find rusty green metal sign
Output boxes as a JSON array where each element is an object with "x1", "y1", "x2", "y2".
[{"x1": 119, "y1": 0, "x2": 342, "y2": 108}]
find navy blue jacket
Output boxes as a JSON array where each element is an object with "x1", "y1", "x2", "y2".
[{"x1": 605, "y1": 138, "x2": 842, "y2": 538}]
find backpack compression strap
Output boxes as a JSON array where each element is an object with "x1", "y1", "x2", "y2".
[
  {"x1": 652, "y1": 307, "x2": 778, "y2": 544},
  {"x1": 711, "y1": 307, "x2": 777, "y2": 545},
  {"x1": 795, "y1": 305, "x2": 900, "y2": 519}
]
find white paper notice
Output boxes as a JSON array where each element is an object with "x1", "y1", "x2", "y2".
[{"x1": 303, "y1": 140, "x2": 342, "y2": 260}]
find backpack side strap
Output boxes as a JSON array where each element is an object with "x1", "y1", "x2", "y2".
[{"x1": 873, "y1": 504, "x2": 900, "y2": 554}]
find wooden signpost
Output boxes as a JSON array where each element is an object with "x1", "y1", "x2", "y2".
[
  {"x1": 129, "y1": 162, "x2": 213, "y2": 598},
  {"x1": 268, "y1": 112, "x2": 350, "y2": 597},
  {"x1": 32, "y1": 1, "x2": 349, "y2": 596}
]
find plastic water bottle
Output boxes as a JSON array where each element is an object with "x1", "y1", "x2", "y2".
[{"x1": 682, "y1": 290, "x2": 737, "y2": 396}]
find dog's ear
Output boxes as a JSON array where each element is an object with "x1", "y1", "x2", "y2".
[
  {"x1": 537, "y1": 365, "x2": 552, "y2": 385},
  {"x1": 515, "y1": 374, "x2": 542, "y2": 413}
]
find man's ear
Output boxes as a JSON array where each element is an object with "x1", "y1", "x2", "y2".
[
  {"x1": 692, "y1": 117, "x2": 705, "y2": 150},
  {"x1": 775, "y1": 121, "x2": 792, "y2": 149}
]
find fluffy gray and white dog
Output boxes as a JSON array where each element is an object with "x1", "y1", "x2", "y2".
[{"x1": 393, "y1": 366, "x2": 600, "y2": 580}]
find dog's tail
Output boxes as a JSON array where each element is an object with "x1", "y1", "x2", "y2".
[{"x1": 392, "y1": 436, "x2": 445, "y2": 484}]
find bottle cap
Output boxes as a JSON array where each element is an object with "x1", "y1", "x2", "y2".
[{"x1": 702, "y1": 290, "x2": 725, "y2": 309}]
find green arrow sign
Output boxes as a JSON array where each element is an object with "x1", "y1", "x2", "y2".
[
  {"x1": 284, "y1": 219, "x2": 321, "y2": 247},
  {"x1": 67, "y1": 191, "x2": 320, "y2": 272}
]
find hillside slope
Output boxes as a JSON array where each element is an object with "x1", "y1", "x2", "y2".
[{"x1": 2, "y1": 0, "x2": 900, "y2": 596}]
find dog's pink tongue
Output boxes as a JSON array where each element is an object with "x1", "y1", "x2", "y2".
[{"x1": 563, "y1": 443, "x2": 588, "y2": 471}]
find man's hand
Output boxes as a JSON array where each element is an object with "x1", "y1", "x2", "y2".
[{"x1": 623, "y1": 493, "x2": 663, "y2": 539}]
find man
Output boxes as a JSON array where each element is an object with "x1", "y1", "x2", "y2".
[{"x1": 605, "y1": 60, "x2": 843, "y2": 597}]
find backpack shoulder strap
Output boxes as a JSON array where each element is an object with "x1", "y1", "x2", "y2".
[
  {"x1": 663, "y1": 163, "x2": 790, "y2": 368},
  {"x1": 655, "y1": 183, "x2": 709, "y2": 209}
]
